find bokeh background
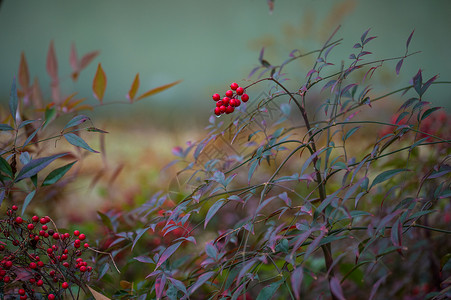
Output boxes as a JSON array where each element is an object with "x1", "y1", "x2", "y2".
[{"x1": 1, "y1": 0, "x2": 451, "y2": 127}]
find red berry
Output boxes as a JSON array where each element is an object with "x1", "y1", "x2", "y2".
[
  {"x1": 241, "y1": 93, "x2": 249, "y2": 102},
  {"x1": 44, "y1": 216, "x2": 50, "y2": 223},
  {"x1": 63, "y1": 262, "x2": 70, "y2": 268},
  {"x1": 15, "y1": 217, "x2": 23, "y2": 224},
  {"x1": 236, "y1": 87, "x2": 244, "y2": 95},
  {"x1": 235, "y1": 99, "x2": 241, "y2": 107},
  {"x1": 84, "y1": 243, "x2": 89, "y2": 248},
  {"x1": 80, "y1": 266, "x2": 87, "y2": 272},
  {"x1": 27, "y1": 224, "x2": 34, "y2": 230},
  {"x1": 48, "y1": 294, "x2": 55, "y2": 300},
  {"x1": 19, "y1": 289, "x2": 26, "y2": 295},
  {"x1": 52, "y1": 233, "x2": 60, "y2": 240},
  {"x1": 3, "y1": 276, "x2": 10, "y2": 283},
  {"x1": 87, "y1": 266, "x2": 92, "y2": 272},
  {"x1": 222, "y1": 97, "x2": 230, "y2": 105},
  {"x1": 47, "y1": 248, "x2": 53, "y2": 254},
  {"x1": 214, "y1": 107, "x2": 221, "y2": 116},
  {"x1": 216, "y1": 100, "x2": 223, "y2": 107},
  {"x1": 42, "y1": 225, "x2": 48, "y2": 230},
  {"x1": 64, "y1": 233, "x2": 70, "y2": 239},
  {"x1": 38, "y1": 261, "x2": 44, "y2": 267},
  {"x1": 20, "y1": 296, "x2": 27, "y2": 300},
  {"x1": 225, "y1": 90, "x2": 233, "y2": 97},
  {"x1": 30, "y1": 262, "x2": 37, "y2": 269},
  {"x1": 5, "y1": 261, "x2": 12, "y2": 269},
  {"x1": 62, "y1": 282, "x2": 69, "y2": 289},
  {"x1": 219, "y1": 106, "x2": 226, "y2": 114},
  {"x1": 73, "y1": 230, "x2": 80, "y2": 236},
  {"x1": 230, "y1": 82, "x2": 239, "y2": 90},
  {"x1": 12, "y1": 205, "x2": 18, "y2": 211},
  {"x1": 62, "y1": 254, "x2": 68, "y2": 260},
  {"x1": 32, "y1": 216, "x2": 39, "y2": 222},
  {"x1": 29, "y1": 278, "x2": 35, "y2": 284},
  {"x1": 39, "y1": 218, "x2": 47, "y2": 224},
  {"x1": 226, "y1": 106, "x2": 234, "y2": 114},
  {"x1": 212, "y1": 93, "x2": 220, "y2": 101},
  {"x1": 37, "y1": 279, "x2": 44, "y2": 286}
]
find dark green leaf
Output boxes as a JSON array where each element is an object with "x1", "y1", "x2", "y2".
[
  {"x1": 371, "y1": 169, "x2": 409, "y2": 189},
  {"x1": 42, "y1": 161, "x2": 76, "y2": 186},
  {"x1": 15, "y1": 153, "x2": 69, "y2": 182},
  {"x1": 64, "y1": 133, "x2": 99, "y2": 153},
  {"x1": 43, "y1": 107, "x2": 56, "y2": 129},
  {"x1": 97, "y1": 211, "x2": 113, "y2": 231},
  {"x1": 0, "y1": 156, "x2": 13, "y2": 178},
  {"x1": 18, "y1": 120, "x2": 36, "y2": 129},
  {"x1": 0, "y1": 124, "x2": 14, "y2": 131},
  {"x1": 63, "y1": 115, "x2": 90, "y2": 131},
  {"x1": 9, "y1": 78, "x2": 18, "y2": 125},
  {"x1": 421, "y1": 107, "x2": 441, "y2": 121},
  {"x1": 256, "y1": 280, "x2": 283, "y2": 300},
  {"x1": 204, "y1": 199, "x2": 224, "y2": 229}
]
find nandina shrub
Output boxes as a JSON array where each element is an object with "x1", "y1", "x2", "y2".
[{"x1": 102, "y1": 28, "x2": 451, "y2": 300}]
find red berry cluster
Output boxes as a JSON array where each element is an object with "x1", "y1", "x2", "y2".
[
  {"x1": 212, "y1": 82, "x2": 249, "y2": 116},
  {"x1": 0, "y1": 205, "x2": 93, "y2": 299}
]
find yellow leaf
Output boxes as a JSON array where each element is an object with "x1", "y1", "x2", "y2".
[
  {"x1": 88, "y1": 286, "x2": 111, "y2": 300},
  {"x1": 18, "y1": 52, "x2": 30, "y2": 89},
  {"x1": 127, "y1": 73, "x2": 140, "y2": 102},
  {"x1": 120, "y1": 280, "x2": 132, "y2": 289},
  {"x1": 136, "y1": 79, "x2": 182, "y2": 101},
  {"x1": 92, "y1": 63, "x2": 107, "y2": 103}
]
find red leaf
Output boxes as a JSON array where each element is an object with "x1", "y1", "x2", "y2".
[
  {"x1": 127, "y1": 73, "x2": 140, "y2": 102},
  {"x1": 92, "y1": 63, "x2": 107, "y2": 103},
  {"x1": 80, "y1": 51, "x2": 100, "y2": 70},
  {"x1": 291, "y1": 266, "x2": 303, "y2": 300},
  {"x1": 70, "y1": 43, "x2": 79, "y2": 71},
  {"x1": 46, "y1": 41, "x2": 58, "y2": 81},
  {"x1": 18, "y1": 52, "x2": 30, "y2": 89}
]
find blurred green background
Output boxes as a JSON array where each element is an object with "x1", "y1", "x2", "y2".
[{"x1": 1, "y1": 0, "x2": 450, "y2": 127}]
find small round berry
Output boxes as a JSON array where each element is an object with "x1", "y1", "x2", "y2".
[
  {"x1": 61, "y1": 254, "x2": 68, "y2": 260},
  {"x1": 27, "y1": 224, "x2": 34, "y2": 230},
  {"x1": 12, "y1": 205, "x2": 18, "y2": 211},
  {"x1": 5, "y1": 261, "x2": 13, "y2": 269},
  {"x1": 219, "y1": 105, "x2": 227, "y2": 114},
  {"x1": 47, "y1": 248, "x2": 53, "y2": 255},
  {"x1": 226, "y1": 106, "x2": 234, "y2": 114},
  {"x1": 84, "y1": 243, "x2": 89, "y2": 248},
  {"x1": 3, "y1": 276, "x2": 10, "y2": 283},
  {"x1": 32, "y1": 216, "x2": 39, "y2": 222},
  {"x1": 63, "y1": 262, "x2": 70, "y2": 268},
  {"x1": 214, "y1": 107, "x2": 221, "y2": 116},
  {"x1": 29, "y1": 262, "x2": 37, "y2": 269},
  {"x1": 39, "y1": 218, "x2": 47, "y2": 224},
  {"x1": 222, "y1": 97, "x2": 230, "y2": 106},
  {"x1": 241, "y1": 93, "x2": 249, "y2": 102},
  {"x1": 212, "y1": 93, "x2": 221, "y2": 101},
  {"x1": 42, "y1": 225, "x2": 48, "y2": 231},
  {"x1": 19, "y1": 289, "x2": 26, "y2": 295},
  {"x1": 44, "y1": 216, "x2": 50, "y2": 223},
  {"x1": 44, "y1": 233, "x2": 49, "y2": 238},
  {"x1": 15, "y1": 217, "x2": 23, "y2": 224},
  {"x1": 230, "y1": 82, "x2": 239, "y2": 90},
  {"x1": 29, "y1": 278, "x2": 36, "y2": 284},
  {"x1": 38, "y1": 261, "x2": 44, "y2": 267},
  {"x1": 62, "y1": 282, "x2": 69, "y2": 289},
  {"x1": 236, "y1": 87, "x2": 244, "y2": 95},
  {"x1": 37, "y1": 279, "x2": 44, "y2": 286},
  {"x1": 48, "y1": 230, "x2": 54, "y2": 236},
  {"x1": 216, "y1": 100, "x2": 224, "y2": 107},
  {"x1": 73, "y1": 230, "x2": 80, "y2": 236},
  {"x1": 20, "y1": 296, "x2": 27, "y2": 300},
  {"x1": 87, "y1": 266, "x2": 93, "y2": 272},
  {"x1": 225, "y1": 90, "x2": 233, "y2": 97},
  {"x1": 52, "y1": 233, "x2": 60, "y2": 240},
  {"x1": 64, "y1": 233, "x2": 70, "y2": 239},
  {"x1": 80, "y1": 266, "x2": 87, "y2": 272},
  {"x1": 48, "y1": 294, "x2": 55, "y2": 300}
]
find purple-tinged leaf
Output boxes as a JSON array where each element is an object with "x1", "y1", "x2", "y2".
[
  {"x1": 291, "y1": 267, "x2": 303, "y2": 300},
  {"x1": 278, "y1": 192, "x2": 292, "y2": 207},
  {"x1": 324, "y1": 43, "x2": 339, "y2": 60},
  {"x1": 375, "y1": 210, "x2": 402, "y2": 235},
  {"x1": 421, "y1": 107, "x2": 441, "y2": 121},
  {"x1": 188, "y1": 271, "x2": 214, "y2": 295},
  {"x1": 370, "y1": 169, "x2": 409, "y2": 189},
  {"x1": 21, "y1": 190, "x2": 36, "y2": 215},
  {"x1": 204, "y1": 199, "x2": 225, "y2": 229},
  {"x1": 343, "y1": 126, "x2": 360, "y2": 141},
  {"x1": 360, "y1": 28, "x2": 370, "y2": 43},
  {"x1": 173, "y1": 236, "x2": 196, "y2": 245},
  {"x1": 363, "y1": 36, "x2": 377, "y2": 45},
  {"x1": 395, "y1": 111, "x2": 409, "y2": 124},
  {"x1": 256, "y1": 280, "x2": 283, "y2": 300},
  {"x1": 248, "y1": 160, "x2": 259, "y2": 184},
  {"x1": 321, "y1": 80, "x2": 337, "y2": 93},
  {"x1": 413, "y1": 69, "x2": 422, "y2": 95},
  {"x1": 155, "y1": 274, "x2": 167, "y2": 300},
  {"x1": 63, "y1": 115, "x2": 90, "y2": 131},
  {"x1": 0, "y1": 190, "x2": 4, "y2": 207},
  {"x1": 291, "y1": 229, "x2": 313, "y2": 254},
  {"x1": 237, "y1": 260, "x2": 256, "y2": 285},
  {"x1": 248, "y1": 66, "x2": 261, "y2": 79},
  {"x1": 255, "y1": 196, "x2": 277, "y2": 215},
  {"x1": 330, "y1": 277, "x2": 346, "y2": 300},
  {"x1": 395, "y1": 59, "x2": 404, "y2": 75},
  {"x1": 353, "y1": 43, "x2": 361, "y2": 49},
  {"x1": 340, "y1": 83, "x2": 357, "y2": 97},
  {"x1": 98, "y1": 263, "x2": 110, "y2": 280},
  {"x1": 349, "y1": 54, "x2": 356, "y2": 60},
  {"x1": 421, "y1": 75, "x2": 438, "y2": 95},
  {"x1": 300, "y1": 147, "x2": 328, "y2": 175},
  {"x1": 205, "y1": 243, "x2": 218, "y2": 259},
  {"x1": 397, "y1": 97, "x2": 418, "y2": 112},
  {"x1": 306, "y1": 68, "x2": 317, "y2": 78},
  {"x1": 304, "y1": 229, "x2": 326, "y2": 261},
  {"x1": 168, "y1": 277, "x2": 188, "y2": 295},
  {"x1": 259, "y1": 48, "x2": 265, "y2": 62},
  {"x1": 155, "y1": 242, "x2": 183, "y2": 270},
  {"x1": 406, "y1": 29, "x2": 415, "y2": 50},
  {"x1": 358, "y1": 51, "x2": 372, "y2": 58},
  {"x1": 390, "y1": 219, "x2": 402, "y2": 251},
  {"x1": 9, "y1": 77, "x2": 18, "y2": 125},
  {"x1": 134, "y1": 256, "x2": 154, "y2": 264},
  {"x1": 64, "y1": 133, "x2": 99, "y2": 153},
  {"x1": 172, "y1": 146, "x2": 184, "y2": 158},
  {"x1": 368, "y1": 274, "x2": 389, "y2": 300},
  {"x1": 15, "y1": 153, "x2": 69, "y2": 182}
]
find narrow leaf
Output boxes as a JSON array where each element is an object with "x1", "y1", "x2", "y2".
[
  {"x1": 132, "y1": 227, "x2": 150, "y2": 250},
  {"x1": 64, "y1": 133, "x2": 99, "y2": 153},
  {"x1": 18, "y1": 52, "x2": 30, "y2": 89},
  {"x1": 69, "y1": 43, "x2": 79, "y2": 71},
  {"x1": 330, "y1": 277, "x2": 346, "y2": 300},
  {"x1": 406, "y1": 30, "x2": 414, "y2": 50},
  {"x1": 371, "y1": 169, "x2": 408, "y2": 188},
  {"x1": 92, "y1": 63, "x2": 107, "y2": 103},
  {"x1": 395, "y1": 59, "x2": 403, "y2": 75},
  {"x1": 80, "y1": 51, "x2": 100, "y2": 69},
  {"x1": 188, "y1": 271, "x2": 214, "y2": 295},
  {"x1": 21, "y1": 190, "x2": 36, "y2": 215},
  {"x1": 204, "y1": 199, "x2": 224, "y2": 229},
  {"x1": 46, "y1": 41, "x2": 58, "y2": 81},
  {"x1": 421, "y1": 107, "x2": 441, "y2": 121},
  {"x1": 155, "y1": 242, "x2": 182, "y2": 270},
  {"x1": 10, "y1": 77, "x2": 18, "y2": 125},
  {"x1": 256, "y1": 280, "x2": 283, "y2": 300},
  {"x1": 88, "y1": 286, "x2": 111, "y2": 300},
  {"x1": 0, "y1": 156, "x2": 13, "y2": 178},
  {"x1": 136, "y1": 80, "x2": 182, "y2": 101},
  {"x1": 0, "y1": 124, "x2": 14, "y2": 131},
  {"x1": 63, "y1": 115, "x2": 91, "y2": 131},
  {"x1": 15, "y1": 153, "x2": 69, "y2": 182},
  {"x1": 291, "y1": 267, "x2": 303, "y2": 300},
  {"x1": 42, "y1": 161, "x2": 76, "y2": 186},
  {"x1": 127, "y1": 73, "x2": 140, "y2": 102}
]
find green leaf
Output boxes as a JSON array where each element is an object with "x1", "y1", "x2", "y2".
[
  {"x1": 97, "y1": 211, "x2": 113, "y2": 231},
  {"x1": 43, "y1": 107, "x2": 56, "y2": 129},
  {"x1": 21, "y1": 190, "x2": 36, "y2": 215},
  {"x1": 256, "y1": 280, "x2": 283, "y2": 300},
  {"x1": 64, "y1": 133, "x2": 99, "y2": 153},
  {"x1": 9, "y1": 77, "x2": 18, "y2": 125},
  {"x1": 420, "y1": 107, "x2": 441, "y2": 121},
  {"x1": 370, "y1": 169, "x2": 409, "y2": 189},
  {"x1": 0, "y1": 124, "x2": 14, "y2": 131},
  {"x1": 343, "y1": 126, "x2": 360, "y2": 142},
  {"x1": 42, "y1": 161, "x2": 76, "y2": 186},
  {"x1": 15, "y1": 153, "x2": 69, "y2": 182},
  {"x1": 0, "y1": 156, "x2": 13, "y2": 178},
  {"x1": 63, "y1": 115, "x2": 91, "y2": 131},
  {"x1": 204, "y1": 199, "x2": 225, "y2": 229}
]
